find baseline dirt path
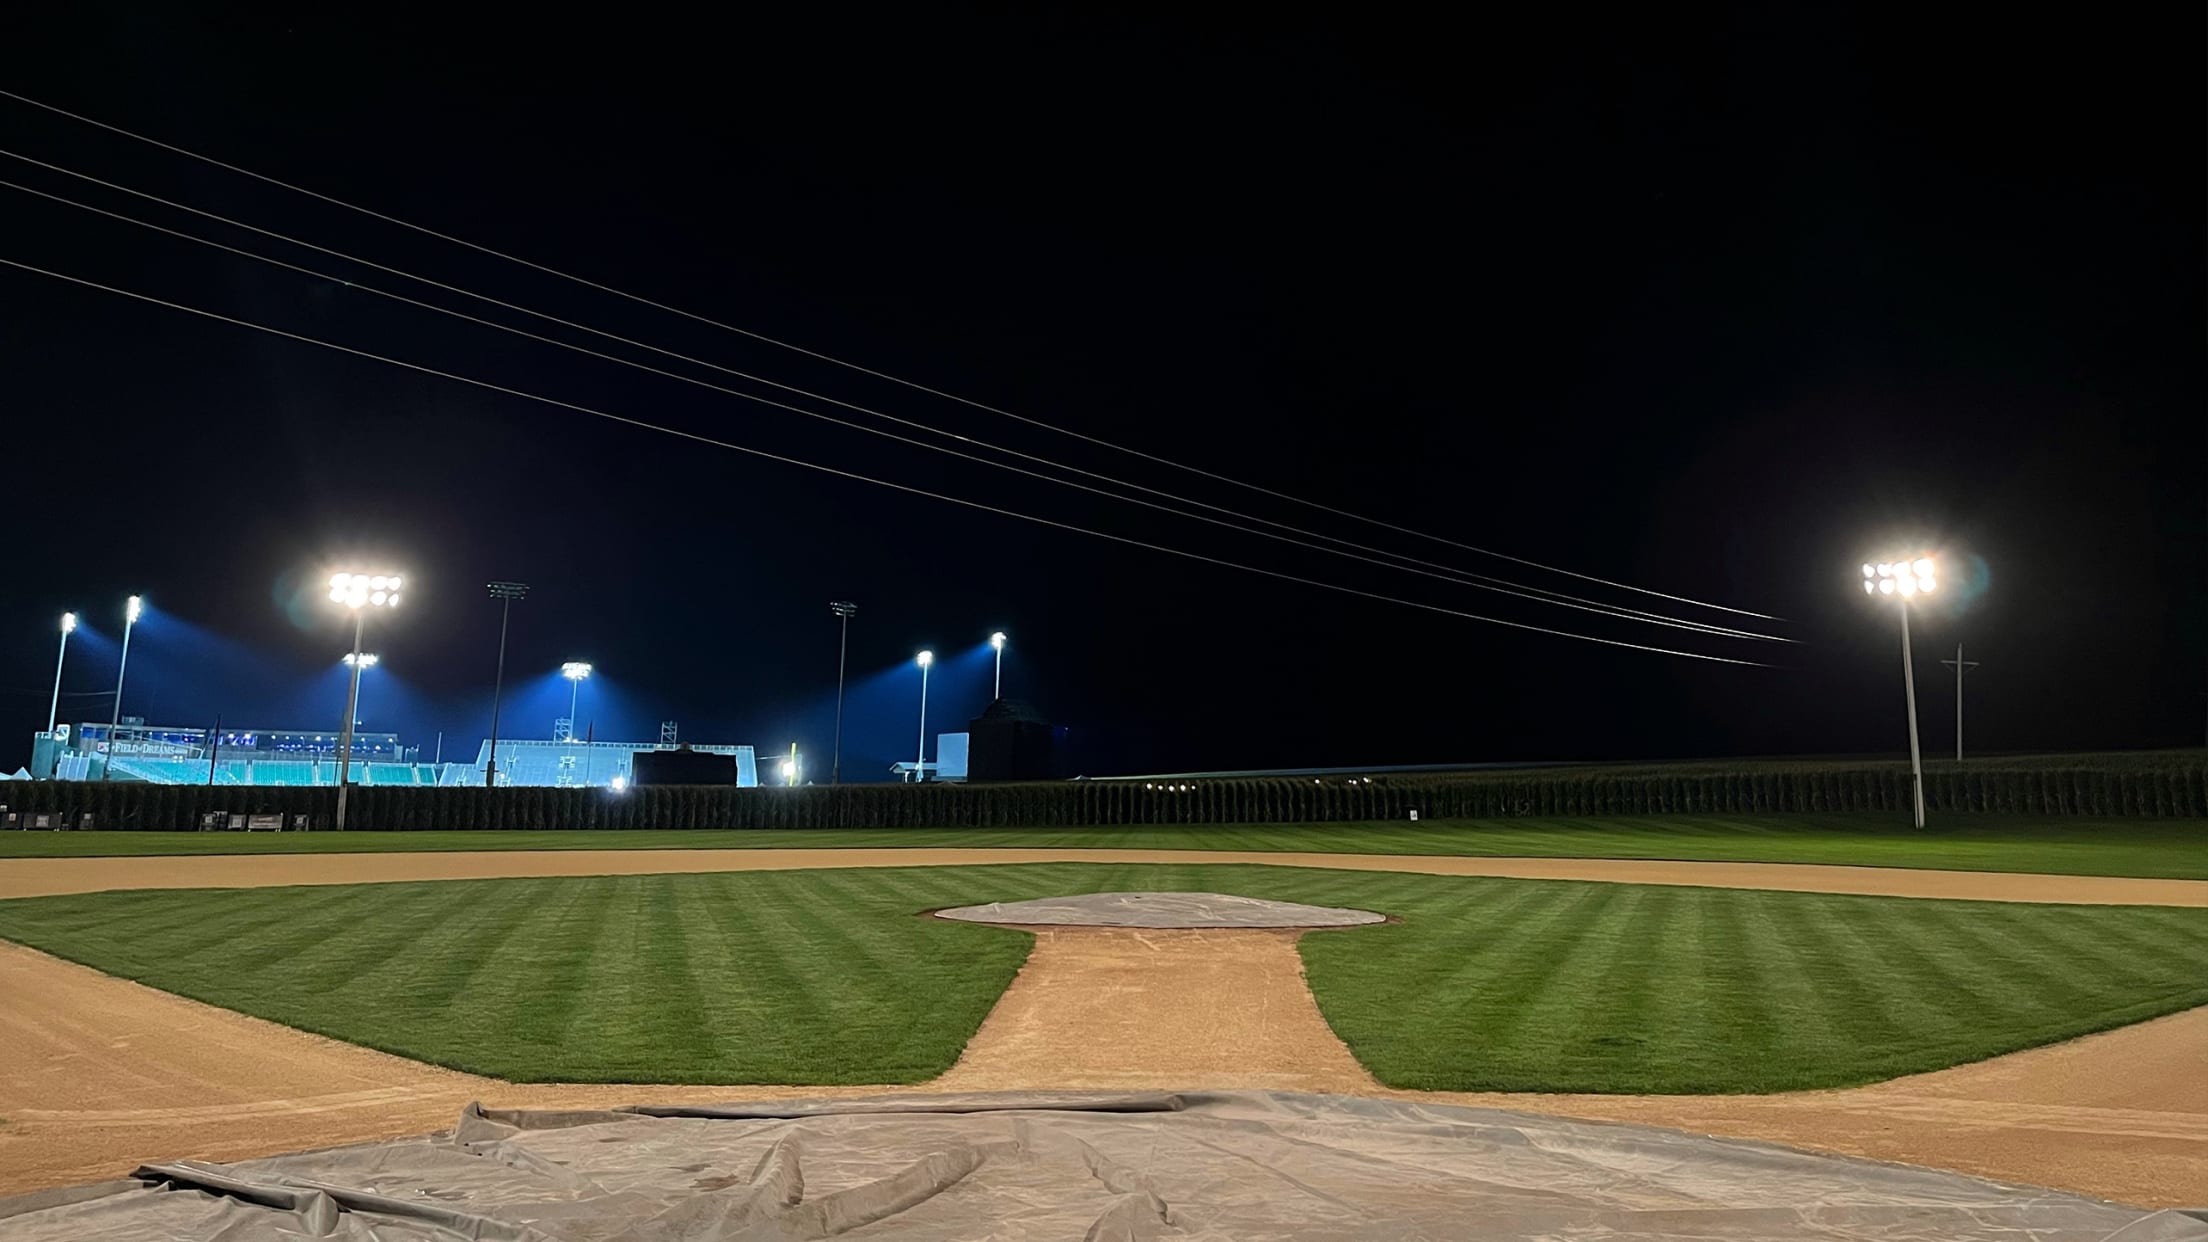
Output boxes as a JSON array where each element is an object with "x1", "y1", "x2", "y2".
[{"x1": 5, "y1": 845, "x2": 2206, "y2": 904}]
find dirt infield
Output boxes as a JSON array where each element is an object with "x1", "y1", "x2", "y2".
[
  {"x1": 4, "y1": 848, "x2": 2206, "y2": 1208},
  {"x1": 6, "y1": 845, "x2": 2208, "y2": 903}
]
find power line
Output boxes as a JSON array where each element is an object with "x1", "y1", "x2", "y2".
[
  {"x1": 0, "y1": 87, "x2": 1781, "y2": 622},
  {"x1": 0, "y1": 148, "x2": 1780, "y2": 641},
  {"x1": 0, "y1": 254, "x2": 1768, "y2": 667},
  {"x1": 0, "y1": 172, "x2": 1785, "y2": 645}
]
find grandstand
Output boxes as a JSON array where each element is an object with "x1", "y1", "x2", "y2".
[{"x1": 29, "y1": 721, "x2": 759, "y2": 788}]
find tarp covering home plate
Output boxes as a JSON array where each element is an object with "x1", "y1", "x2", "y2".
[{"x1": 3, "y1": 1092, "x2": 2202, "y2": 1241}]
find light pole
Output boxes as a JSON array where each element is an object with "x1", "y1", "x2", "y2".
[
  {"x1": 342, "y1": 652, "x2": 379, "y2": 727},
  {"x1": 830, "y1": 601, "x2": 857, "y2": 784},
  {"x1": 1862, "y1": 556, "x2": 1938, "y2": 828},
  {"x1": 914, "y1": 649, "x2": 933, "y2": 783},
  {"x1": 1940, "y1": 644, "x2": 1980, "y2": 763},
  {"x1": 47, "y1": 611, "x2": 76, "y2": 735},
  {"x1": 328, "y1": 571, "x2": 403, "y2": 829},
  {"x1": 561, "y1": 662, "x2": 593, "y2": 743},
  {"x1": 990, "y1": 631, "x2": 1007, "y2": 700},
  {"x1": 485, "y1": 581, "x2": 529, "y2": 788},
  {"x1": 101, "y1": 595, "x2": 142, "y2": 781}
]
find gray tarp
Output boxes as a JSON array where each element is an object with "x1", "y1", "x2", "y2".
[{"x1": 2, "y1": 1091, "x2": 2202, "y2": 1241}]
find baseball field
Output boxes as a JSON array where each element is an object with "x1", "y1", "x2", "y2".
[{"x1": 2, "y1": 812, "x2": 2205, "y2": 1208}]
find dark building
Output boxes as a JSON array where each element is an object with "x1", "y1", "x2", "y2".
[{"x1": 966, "y1": 699, "x2": 1055, "y2": 782}]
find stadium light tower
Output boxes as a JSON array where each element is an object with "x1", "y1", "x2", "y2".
[
  {"x1": 46, "y1": 611, "x2": 76, "y2": 735},
  {"x1": 914, "y1": 650, "x2": 934, "y2": 783},
  {"x1": 485, "y1": 581, "x2": 529, "y2": 789},
  {"x1": 1862, "y1": 555, "x2": 1938, "y2": 828},
  {"x1": 561, "y1": 662, "x2": 593, "y2": 743},
  {"x1": 829, "y1": 601, "x2": 857, "y2": 784},
  {"x1": 328, "y1": 572, "x2": 403, "y2": 829},
  {"x1": 342, "y1": 652, "x2": 380, "y2": 726},
  {"x1": 990, "y1": 631, "x2": 1007, "y2": 700},
  {"x1": 100, "y1": 595, "x2": 143, "y2": 782}
]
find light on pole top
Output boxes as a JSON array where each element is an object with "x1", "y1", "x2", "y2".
[
  {"x1": 990, "y1": 631, "x2": 1007, "y2": 650},
  {"x1": 487, "y1": 581, "x2": 530, "y2": 601},
  {"x1": 61, "y1": 611, "x2": 77, "y2": 633},
  {"x1": 1863, "y1": 556, "x2": 1937, "y2": 599},
  {"x1": 329, "y1": 572, "x2": 404, "y2": 609},
  {"x1": 562, "y1": 661, "x2": 593, "y2": 680},
  {"x1": 344, "y1": 652, "x2": 380, "y2": 668},
  {"x1": 125, "y1": 595, "x2": 143, "y2": 623},
  {"x1": 916, "y1": 650, "x2": 934, "y2": 668},
  {"x1": 830, "y1": 601, "x2": 858, "y2": 618}
]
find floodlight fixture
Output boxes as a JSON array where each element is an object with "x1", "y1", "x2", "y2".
[
  {"x1": 1860, "y1": 550, "x2": 1943, "y2": 829},
  {"x1": 47, "y1": 611, "x2": 79, "y2": 734},
  {"x1": 324, "y1": 567, "x2": 405, "y2": 826},
  {"x1": 343, "y1": 652, "x2": 380, "y2": 668},
  {"x1": 328, "y1": 571, "x2": 404, "y2": 609},
  {"x1": 610, "y1": 774, "x2": 628, "y2": 793},
  {"x1": 562, "y1": 661, "x2": 594, "y2": 680},
  {"x1": 989, "y1": 631, "x2": 1008, "y2": 697},
  {"x1": 914, "y1": 650, "x2": 934, "y2": 780}
]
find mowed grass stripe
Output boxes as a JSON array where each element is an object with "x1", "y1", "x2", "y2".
[{"x1": 3, "y1": 864, "x2": 2205, "y2": 1092}]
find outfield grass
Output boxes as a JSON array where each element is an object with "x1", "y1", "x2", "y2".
[
  {"x1": 2, "y1": 863, "x2": 2204, "y2": 1092},
  {"x1": 3, "y1": 815, "x2": 2205, "y2": 878}
]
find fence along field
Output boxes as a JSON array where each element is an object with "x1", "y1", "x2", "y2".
[{"x1": 6, "y1": 754, "x2": 2205, "y2": 832}]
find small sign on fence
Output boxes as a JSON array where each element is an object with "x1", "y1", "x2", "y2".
[
  {"x1": 247, "y1": 814, "x2": 283, "y2": 832},
  {"x1": 227, "y1": 813, "x2": 246, "y2": 831}
]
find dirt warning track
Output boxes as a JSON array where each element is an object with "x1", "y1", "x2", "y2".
[{"x1": 5, "y1": 845, "x2": 2206, "y2": 903}]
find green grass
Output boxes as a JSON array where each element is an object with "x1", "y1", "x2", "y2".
[
  {"x1": 3, "y1": 863, "x2": 2205, "y2": 1092},
  {"x1": 4, "y1": 814, "x2": 2206, "y2": 878}
]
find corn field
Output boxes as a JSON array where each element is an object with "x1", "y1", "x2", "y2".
[{"x1": 3, "y1": 757, "x2": 2204, "y2": 832}]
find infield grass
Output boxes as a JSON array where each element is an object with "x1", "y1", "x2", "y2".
[
  {"x1": 2, "y1": 863, "x2": 2204, "y2": 1092},
  {"x1": 3, "y1": 814, "x2": 2205, "y2": 877}
]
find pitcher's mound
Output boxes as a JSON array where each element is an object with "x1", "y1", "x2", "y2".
[{"x1": 935, "y1": 891, "x2": 1385, "y2": 928}]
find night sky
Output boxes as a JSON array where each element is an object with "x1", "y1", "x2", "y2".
[{"x1": 2, "y1": 5, "x2": 2201, "y2": 779}]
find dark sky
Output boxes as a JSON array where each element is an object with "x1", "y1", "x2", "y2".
[{"x1": 1, "y1": 5, "x2": 2201, "y2": 778}]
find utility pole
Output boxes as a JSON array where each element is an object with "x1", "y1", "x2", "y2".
[
  {"x1": 830, "y1": 601, "x2": 857, "y2": 784},
  {"x1": 485, "y1": 582, "x2": 530, "y2": 788},
  {"x1": 1939, "y1": 644, "x2": 1980, "y2": 763}
]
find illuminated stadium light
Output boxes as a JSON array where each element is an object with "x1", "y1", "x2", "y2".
[
  {"x1": 326, "y1": 568, "x2": 404, "y2": 828},
  {"x1": 343, "y1": 652, "x2": 380, "y2": 668},
  {"x1": 329, "y1": 570, "x2": 404, "y2": 610},
  {"x1": 101, "y1": 594, "x2": 146, "y2": 782},
  {"x1": 989, "y1": 631, "x2": 1007, "y2": 698},
  {"x1": 609, "y1": 774, "x2": 628, "y2": 793},
  {"x1": 560, "y1": 662, "x2": 594, "y2": 744},
  {"x1": 1860, "y1": 551, "x2": 1940, "y2": 829},
  {"x1": 47, "y1": 611, "x2": 78, "y2": 734},
  {"x1": 914, "y1": 651, "x2": 934, "y2": 781}
]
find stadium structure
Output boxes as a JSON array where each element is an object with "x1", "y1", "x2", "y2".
[{"x1": 24, "y1": 719, "x2": 761, "y2": 788}]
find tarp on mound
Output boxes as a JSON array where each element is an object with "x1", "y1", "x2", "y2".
[{"x1": 2, "y1": 1091, "x2": 2201, "y2": 1241}]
